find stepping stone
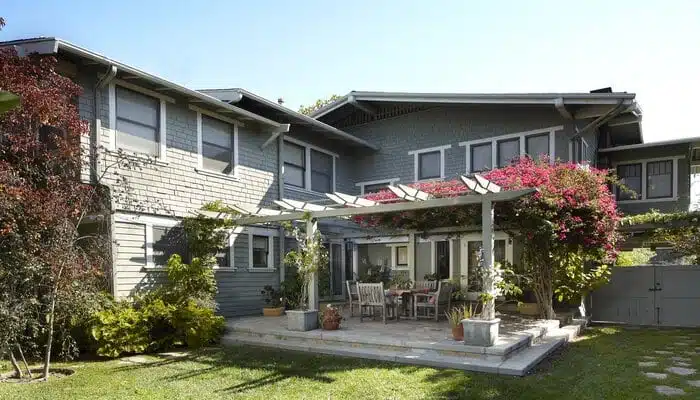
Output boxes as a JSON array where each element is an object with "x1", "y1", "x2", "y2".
[
  {"x1": 673, "y1": 335, "x2": 690, "y2": 339},
  {"x1": 639, "y1": 361, "x2": 658, "y2": 367},
  {"x1": 671, "y1": 356, "x2": 691, "y2": 362},
  {"x1": 673, "y1": 342, "x2": 690, "y2": 346},
  {"x1": 655, "y1": 350, "x2": 673, "y2": 355},
  {"x1": 644, "y1": 372, "x2": 668, "y2": 380},
  {"x1": 688, "y1": 380, "x2": 700, "y2": 387},
  {"x1": 655, "y1": 386, "x2": 685, "y2": 396},
  {"x1": 674, "y1": 362, "x2": 692, "y2": 367},
  {"x1": 683, "y1": 351, "x2": 698, "y2": 356},
  {"x1": 642, "y1": 355, "x2": 657, "y2": 360},
  {"x1": 666, "y1": 366, "x2": 696, "y2": 376}
]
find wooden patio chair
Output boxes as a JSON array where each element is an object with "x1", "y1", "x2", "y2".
[
  {"x1": 345, "y1": 280, "x2": 360, "y2": 317},
  {"x1": 413, "y1": 281, "x2": 453, "y2": 321},
  {"x1": 357, "y1": 283, "x2": 397, "y2": 324},
  {"x1": 414, "y1": 280, "x2": 437, "y2": 291}
]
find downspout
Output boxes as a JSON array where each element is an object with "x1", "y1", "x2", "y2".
[
  {"x1": 94, "y1": 65, "x2": 117, "y2": 296},
  {"x1": 577, "y1": 99, "x2": 627, "y2": 134},
  {"x1": 278, "y1": 134, "x2": 286, "y2": 284}
]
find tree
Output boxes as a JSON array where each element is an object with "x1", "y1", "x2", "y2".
[
  {"x1": 355, "y1": 158, "x2": 620, "y2": 319},
  {"x1": 298, "y1": 94, "x2": 342, "y2": 116}
]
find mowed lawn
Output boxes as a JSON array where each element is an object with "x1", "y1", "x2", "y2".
[{"x1": 1, "y1": 326, "x2": 699, "y2": 400}]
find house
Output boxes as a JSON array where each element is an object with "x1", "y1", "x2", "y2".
[{"x1": 4, "y1": 37, "x2": 699, "y2": 316}]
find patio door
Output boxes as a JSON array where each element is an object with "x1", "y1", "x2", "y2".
[
  {"x1": 460, "y1": 233, "x2": 513, "y2": 299},
  {"x1": 321, "y1": 241, "x2": 345, "y2": 301},
  {"x1": 435, "y1": 240, "x2": 450, "y2": 280}
]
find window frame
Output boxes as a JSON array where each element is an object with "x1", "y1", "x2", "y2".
[
  {"x1": 283, "y1": 137, "x2": 337, "y2": 194},
  {"x1": 108, "y1": 80, "x2": 170, "y2": 161},
  {"x1": 616, "y1": 163, "x2": 642, "y2": 201},
  {"x1": 569, "y1": 136, "x2": 589, "y2": 164},
  {"x1": 646, "y1": 160, "x2": 674, "y2": 200},
  {"x1": 470, "y1": 142, "x2": 493, "y2": 172},
  {"x1": 310, "y1": 148, "x2": 334, "y2": 193},
  {"x1": 497, "y1": 137, "x2": 520, "y2": 168},
  {"x1": 612, "y1": 157, "x2": 681, "y2": 203},
  {"x1": 417, "y1": 150, "x2": 443, "y2": 180},
  {"x1": 458, "y1": 125, "x2": 562, "y2": 173},
  {"x1": 408, "y1": 144, "x2": 451, "y2": 182},
  {"x1": 247, "y1": 231, "x2": 276, "y2": 272},
  {"x1": 194, "y1": 107, "x2": 240, "y2": 179},
  {"x1": 356, "y1": 178, "x2": 400, "y2": 194}
]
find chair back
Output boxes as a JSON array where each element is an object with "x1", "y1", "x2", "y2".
[
  {"x1": 357, "y1": 283, "x2": 385, "y2": 306},
  {"x1": 346, "y1": 280, "x2": 358, "y2": 300},
  {"x1": 414, "y1": 280, "x2": 437, "y2": 291},
  {"x1": 436, "y1": 281, "x2": 453, "y2": 304}
]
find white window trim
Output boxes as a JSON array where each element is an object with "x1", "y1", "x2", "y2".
[
  {"x1": 458, "y1": 125, "x2": 563, "y2": 173},
  {"x1": 386, "y1": 243, "x2": 409, "y2": 270},
  {"x1": 408, "y1": 144, "x2": 451, "y2": 182},
  {"x1": 108, "y1": 81, "x2": 169, "y2": 162},
  {"x1": 283, "y1": 137, "x2": 337, "y2": 194},
  {"x1": 613, "y1": 156, "x2": 682, "y2": 204},
  {"x1": 192, "y1": 107, "x2": 240, "y2": 179},
  {"x1": 568, "y1": 136, "x2": 589, "y2": 163},
  {"x1": 356, "y1": 178, "x2": 400, "y2": 194}
]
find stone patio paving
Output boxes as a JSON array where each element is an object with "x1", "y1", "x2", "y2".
[{"x1": 638, "y1": 333, "x2": 699, "y2": 396}]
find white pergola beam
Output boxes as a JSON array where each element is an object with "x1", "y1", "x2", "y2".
[
  {"x1": 473, "y1": 174, "x2": 501, "y2": 193},
  {"x1": 275, "y1": 199, "x2": 334, "y2": 211},
  {"x1": 326, "y1": 192, "x2": 378, "y2": 207},
  {"x1": 398, "y1": 184, "x2": 432, "y2": 200},
  {"x1": 388, "y1": 185, "x2": 418, "y2": 201},
  {"x1": 228, "y1": 204, "x2": 288, "y2": 216}
]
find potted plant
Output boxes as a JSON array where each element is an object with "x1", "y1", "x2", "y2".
[
  {"x1": 283, "y1": 218, "x2": 329, "y2": 331},
  {"x1": 260, "y1": 285, "x2": 284, "y2": 316},
  {"x1": 446, "y1": 305, "x2": 472, "y2": 341},
  {"x1": 320, "y1": 304, "x2": 343, "y2": 330}
]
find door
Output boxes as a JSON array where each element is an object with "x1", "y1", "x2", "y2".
[
  {"x1": 320, "y1": 242, "x2": 345, "y2": 300},
  {"x1": 435, "y1": 240, "x2": 450, "y2": 280},
  {"x1": 656, "y1": 266, "x2": 700, "y2": 327}
]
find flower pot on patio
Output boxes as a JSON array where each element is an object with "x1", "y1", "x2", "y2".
[
  {"x1": 462, "y1": 318, "x2": 500, "y2": 347},
  {"x1": 263, "y1": 307, "x2": 285, "y2": 317},
  {"x1": 451, "y1": 323, "x2": 464, "y2": 341},
  {"x1": 322, "y1": 321, "x2": 340, "y2": 330},
  {"x1": 287, "y1": 310, "x2": 319, "y2": 331}
]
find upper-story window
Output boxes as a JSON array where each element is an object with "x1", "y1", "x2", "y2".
[
  {"x1": 115, "y1": 87, "x2": 160, "y2": 156},
  {"x1": 356, "y1": 178, "x2": 400, "y2": 194},
  {"x1": 615, "y1": 157, "x2": 679, "y2": 202},
  {"x1": 570, "y1": 136, "x2": 589, "y2": 164},
  {"x1": 459, "y1": 125, "x2": 562, "y2": 173},
  {"x1": 408, "y1": 145, "x2": 451, "y2": 182},
  {"x1": 199, "y1": 114, "x2": 237, "y2": 175},
  {"x1": 283, "y1": 138, "x2": 336, "y2": 193}
]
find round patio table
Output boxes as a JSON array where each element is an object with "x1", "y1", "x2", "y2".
[{"x1": 386, "y1": 288, "x2": 432, "y2": 319}]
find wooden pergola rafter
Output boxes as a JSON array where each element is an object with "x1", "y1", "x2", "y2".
[{"x1": 197, "y1": 175, "x2": 535, "y2": 316}]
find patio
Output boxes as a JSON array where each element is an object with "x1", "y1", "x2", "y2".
[{"x1": 223, "y1": 309, "x2": 586, "y2": 376}]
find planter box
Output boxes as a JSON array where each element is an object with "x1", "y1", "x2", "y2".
[
  {"x1": 462, "y1": 318, "x2": 500, "y2": 347},
  {"x1": 287, "y1": 310, "x2": 319, "y2": 331},
  {"x1": 263, "y1": 307, "x2": 285, "y2": 317}
]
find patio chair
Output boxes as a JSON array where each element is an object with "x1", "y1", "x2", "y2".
[
  {"x1": 413, "y1": 281, "x2": 453, "y2": 321},
  {"x1": 357, "y1": 283, "x2": 397, "y2": 324},
  {"x1": 414, "y1": 280, "x2": 437, "y2": 291},
  {"x1": 345, "y1": 280, "x2": 360, "y2": 317}
]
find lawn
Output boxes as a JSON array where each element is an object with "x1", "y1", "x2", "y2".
[{"x1": 1, "y1": 326, "x2": 699, "y2": 399}]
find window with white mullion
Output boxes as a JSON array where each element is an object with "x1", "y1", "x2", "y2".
[
  {"x1": 201, "y1": 115, "x2": 235, "y2": 175},
  {"x1": 470, "y1": 143, "x2": 492, "y2": 172},
  {"x1": 646, "y1": 160, "x2": 673, "y2": 199},
  {"x1": 115, "y1": 86, "x2": 160, "y2": 156},
  {"x1": 310, "y1": 149, "x2": 333, "y2": 193},
  {"x1": 283, "y1": 141, "x2": 306, "y2": 189}
]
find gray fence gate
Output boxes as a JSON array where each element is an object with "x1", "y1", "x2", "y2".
[{"x1": 592, "y1": 265, "x2": 700, "y2": 327}]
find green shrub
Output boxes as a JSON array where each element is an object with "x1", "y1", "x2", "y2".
[
  {"x1": 615, "y1": 248, "x2": 655, "y2": 266},
  {"x1": 171, "y1": 300, "x2": 225, "y2": 348},
  {"x1": 91, "y1": 301, "x2": 153, "y2": 358}
]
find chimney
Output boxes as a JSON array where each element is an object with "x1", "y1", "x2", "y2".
[{"x1": 277, "y1": 97, "x2": 284, "y2": 105}]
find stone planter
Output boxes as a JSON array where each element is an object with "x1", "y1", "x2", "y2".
[
  {"x1": 462, "y1": 318, "x2": 500, "y2": 347},
  {"x1": 287, "y1": 309, "x2": 319, "y2": 331},
  {"x1": 263, "y1": 307, "x2": 285, "y2": 317}
]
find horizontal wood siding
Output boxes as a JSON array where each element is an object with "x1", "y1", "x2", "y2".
[{"x1": 114, "y1": 222, "x2": 166, "y2": 297}]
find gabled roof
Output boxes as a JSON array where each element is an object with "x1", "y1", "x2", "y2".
[
  {"x1": 200, "y1": 88, "x2": 377, "y2": 150},
  {"x1": 0, "y1": 37, "x2": 287, "y2": 131}
]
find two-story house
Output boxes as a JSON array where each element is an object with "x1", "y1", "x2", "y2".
[{"x1": 5, "y1": 37, "x2": 699, "y2": 316}]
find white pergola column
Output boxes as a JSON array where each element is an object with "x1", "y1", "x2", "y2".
[
  {"x1": 481, "y1": 198, "x2": 496, "y2": 320},
  {"x1": 352, "y1": 243, "x2": 359, "y2": 280},
  {"x1": 307, "y1": 218, "x2": 319, "y2": 311},
  {"x1": 408, "y1": 232, "x2": 416, "y2": 282}
]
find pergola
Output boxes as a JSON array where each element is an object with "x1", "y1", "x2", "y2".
[{"x1": 200, "y1": 175, "x2": 535, "y2": 319}]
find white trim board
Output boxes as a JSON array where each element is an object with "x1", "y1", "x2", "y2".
[
  {"x1": 408, "y1": 144, "x2": 451, "y2": 182},
  {"x1": 458, "y1": 125, "x2": 564, "y2": 173}
]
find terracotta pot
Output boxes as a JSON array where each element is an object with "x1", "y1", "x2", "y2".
[
  {"x1": 263, "y1": 307, "x2": 285, "y2": 317},
  {"x1": 322, "y1": 321, "x2": 341, "y2": 330},
  {"x1": 451, "y1": 323, "x2": 464, "y2": 341}
]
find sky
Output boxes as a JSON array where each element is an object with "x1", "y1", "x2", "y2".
[{"x1": 2, "y1": 0, "x2": 699, "y2": 142}]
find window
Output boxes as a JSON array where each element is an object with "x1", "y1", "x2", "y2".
[
  {"x1": 570, "y1": 136, "x2": 588, "y2": 164},
  {"x1": 471, "y1": 143, "x2": 492, "y2": 172},
  {"x1": 647, "y1": 160, "x2": 673, "y2": 199},
  {"x1": 251, "y1": 235, "x2": 270, "y2": 269},
  {"x1": 283, "y1": 139, "x2": 336, "y2": 192},
  {"x1": 283, "y1": 141, "x2": 306, "y2": 188},
  {"x1": 152, "y1": 226, "x2": 188, "y2": 266},
  {"x1": 311, "y1": 149, "x2": 333, "y2": 192},
  {"x1": 525, "y1": 133, "x2": 549, "y2": 160},
  {"x1": 364, "y1": 183, "x2": 389, "y2": 193},
  {"x1": 497, "y1": 138, "x2": 519, "y2": 168},
  {"x1": 418, "y1": 151, "x2": 441, "y2": 180},
  {"x1": 115, "y1": 86, "x2": 160, "y2": 156},
  {"x1": 201, "y1": 115, "x2": 235, "y2": 174},
  {"x1": 466, "y1": 239, "x2": 507, "y2": 292},
  {"x1": 357, "y1": 179, "x2": 399, "y2": 194},
  {"x1": 396, "y1": 246, "x2": 408, "y2": 266},
  {"x1": 617, "y1": 163, "x2": 642, "y2": 201}
]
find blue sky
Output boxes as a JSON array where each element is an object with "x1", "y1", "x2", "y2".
[{"x1": 2, "y1": 1, "x2": 699, "y2": 142}]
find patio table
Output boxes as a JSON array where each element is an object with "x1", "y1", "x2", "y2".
[{"x1": 386, "y1": 288, "x2": 433, "y2": 319}]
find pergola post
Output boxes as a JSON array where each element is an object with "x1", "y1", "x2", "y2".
[
  {"x1": 307, "y1": 218, "x2": 319, "y2": 311},
  {"x1": 408, "y1": 233, "x2": 416, "y2": 282},
  {"x1": 481, "y1": 198, "x2": 496, "y2": 320}
]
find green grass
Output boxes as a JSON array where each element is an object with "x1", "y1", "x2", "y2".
[{"x1": 1, "y1": 326, "x2": 699, "y2": 399}]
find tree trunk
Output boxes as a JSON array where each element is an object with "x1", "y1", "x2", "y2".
[
  {"x1": 43, "y1": 266, "x2": 63, "y2": 381},
  {"x1": 16, "y1": 344, "x2": 32, "y2": 379},
  {"x1": 9, "y1": 348, "x2": 23, "y2": 379},
  {"x1": 579, "y1": 292, "x2": 588, "y2": 318}
]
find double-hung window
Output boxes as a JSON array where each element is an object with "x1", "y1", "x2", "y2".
[
  {"x1": 647, "y1": 160, "x2": 673, "y2": 199},
  {"x1": 201, "y1": 115, "x2": 235, "y2": 174},
  {"x1": 471, "y1": 143, "x2": 492, "y2": 172},
  {"x1": 497, "y1": 138, "x2": 519, "y2": 168},
  {"x1": 616, "y1": 159, "x2": 677, "y2": 202},
  {"x1": 418, "y1": 151, "x2": 442, "y2": 180},
  {"x1": 525, "y1": 133, "x2": 550, "y2": 160},
  {"x1": 617, "y1": 163, "x2": 642, "y2": 201},
  {"x1": 251, "y1": 235, "x2": 270, "y2": 269},
  {"x1": 283, "y1": 139, "x2": 336, "y2": 192},
  {"x1": 115, "y1": 86, "x2": 160, "y2": 156},
  {"x1": 152, "y1": 225, "x2": 189, "y2": 267}
]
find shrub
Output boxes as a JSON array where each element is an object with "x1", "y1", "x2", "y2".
[
  {"x1": 261, "y1": 285, "x2": 282, "y2": 308},
  {"x1": 280, "y1": 270, "x2": 303, "y2": 310},
  {"x1": 171, "y1": 300, "x2": 225, "y2": 348},
  {"x1": 91, "y1": 301, "x2": 154, "y2": 358}
]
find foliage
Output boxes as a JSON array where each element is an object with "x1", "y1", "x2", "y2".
[
  {"x1": 320, "y1": 304, "x2": 343, "y2": 328},
  {"x1": 283, "y1": 218, "x2": 329, "y2": 310},
  {"x1": 298, "y1": 94, "x2": 342, "y2": 116},
  {"x1": 553, "y1": 253, "x2": 610, "y2": 303},
  {"x1": 445, "y1": 305, "x2": 473, "y2": 327},
  {"x1": 91, "y1": 300, "x2": 158, "y2": 358},
  {"x1": 169, "y1": 300, "x2": 225, "y2": 349},
  {"x1": 181, "y1": 201, "x2": 238, "y2": 261},
  {"x1": 355, "y1": 158, "x2": 621, "y2": 319},
  {"x1": 280, "y1": 271, "x2": 304, "y2": 310},
  {"x1": 155, "y1": 254, "x2": 217, "y2": 308},
  {"x1": 360, "y1": 264, "x2": 392, "y2": 287},
  {"x1": 615, "y1": 248, "x2": 655, "y2": 266},
  {"x1": 261, "y1": 285, "x2": 283, "y2": 308},
  {"x1": 423, "y1": 273, "x2": 439, "y2": 281},
  {"x1": 389, "y1": 274, "x2": 412, "y2": 290},
  {"x1": 621, "y1": 210, "x2": 700, "y2": 264}
]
